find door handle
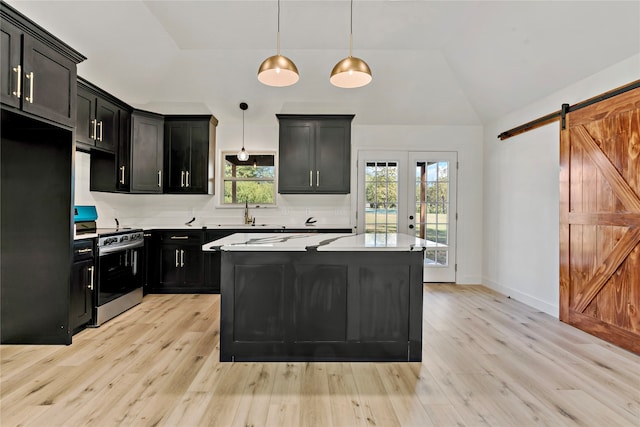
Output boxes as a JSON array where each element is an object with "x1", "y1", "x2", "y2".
[
  {"x1": 158, "y1": 170, "x2": 162, "y2": 187},
  {"x1": 87, "y1": 266, "x2": 94, "y2": 290},
  {"x1": 24, "y1": 72, "x2": 34, "y2": 103},
  {"x1": 120, "y1": 166, "x2": 126, "y2": 185},
  {"x1": 12, "y1": 65, "x2": 21, "y2": 98},
  {"x1": 309, "y1": 170, "x2": 313, "y2": 187},
  {"x1": 97, "y1": 121, "x2": 103, "y2": 141},
  {"x1": 181, "y1": 170, "x2": 185, "y2": 187},
  {"x1": 185, "y1": 171, "x2": 190, "y2": 187},
  {"x1": 175, "y1": 249, "x2": 180, "y2": 267},
  {"x1": 90, "y1": 119, "x2": 97, "y2": 139},
  {"x1": 180, "y1": 250, "x2": 185, "y2": 267},
  {"x1": 317, "y1": 171, "x2": 320, "y2": 187}
]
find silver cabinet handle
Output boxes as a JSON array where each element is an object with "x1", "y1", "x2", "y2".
[
  {"x1": 309, "y1": 170, "x2": 313, "y2": 187},
  {"x1": 181, "y1": 170, "x2": 185, "y2": 187},
  {"x1": 132, "y1": 251, "x2": 138, "y2": 275},
  {"x1": 158, "y1": 170, "x2": 162, "y2": 187},
  {"x1": 97, "y1": 121, "x2": 103, "y2": 141},
  {"x1": 77, "y1": 248, "x2": 92, "y2": 254},
  {"x1": 120, "y1": 166, "x2": 126, "y2": 184},
  {"x1": 185, "y1": 171, "x2": 190, "y2": 187},
  {"x1": 24, "y1": 72, "x2": 34, "y2": 103},
  {"x1": 175, "y1": 249, "x2": 180, "y2": 267},
  {"x1": 90, "y1": 119, "x2": 97, "y2": 139},
  {"x1": 180, "y1": 249, "x2": 185, "y2": 267},
  {"x1": 12, "y1": 65, "x2": 21, "y2": 98},
  {"x1": 317, "y1": 171, "x2": 320, "y2": 187},
  {"x1": 88, "y1": 266, "x2": 94, "y2": 290},
  {"x1": 170, "y1": 236, "x2": 189, "y2": 240}
]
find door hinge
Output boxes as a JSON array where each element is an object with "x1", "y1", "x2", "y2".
[
  {"x1": 454, "y1": 264, "x2": 458, "y2": 272},
  {"x1": 456, "y1": 161, "x2": 459, "y2": 170},
  {"x1": 455, "y1": 213, "x2": 458, "y2": 220}
]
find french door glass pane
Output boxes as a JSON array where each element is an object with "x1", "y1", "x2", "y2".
[
  {"x1": 415, "y1": 161, "x2": 450, "y2": 267},
  {"x1": 365, "y1": 161, "x2": 398, "y2": 235}
]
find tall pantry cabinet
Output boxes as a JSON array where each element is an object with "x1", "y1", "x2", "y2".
[{"x1": 1, "y1": 1, "x2": 85, "y2": 344}]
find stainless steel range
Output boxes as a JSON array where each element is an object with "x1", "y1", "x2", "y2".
[{"x1": 91, "y1": 228, "x2": 144, "y2": 326}]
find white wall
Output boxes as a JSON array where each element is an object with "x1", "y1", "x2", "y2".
[{"x1": 482, "y1": 54, "x2": 640, "y2": 318}]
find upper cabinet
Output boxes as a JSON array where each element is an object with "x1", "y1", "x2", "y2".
[
  {"x1": 277, "y1": 114, "x2": 354, "y2": 194},
  {"x1": 76, "y1": 78, "x2": 128, "y2": 154},
  {"x1": 130, "y1": 110, "x2": 164, "y2": 193},
  {"x1": 0, "y1": 2, "x2": 85, "y2": 127},
  {"x1": 164, "y1": 115, "x2": 217, "y2": 194}
]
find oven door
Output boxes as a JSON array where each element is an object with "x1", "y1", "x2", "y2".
[{"x1": 96, "y1": 246, "x2": 143, "y2": 306}]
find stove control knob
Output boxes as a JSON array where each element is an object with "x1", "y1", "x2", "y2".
[{"x1": 120, "y1": 235, "x2": 129, "y2": 242}]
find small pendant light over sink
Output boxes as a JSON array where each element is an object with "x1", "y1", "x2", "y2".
[
  {"x1": 237, "y1": 102, "x2": 250, "y2": 162},
  {"x1": 257, "y1": 0, "x2": 299, "y2": 87},
  {"x1": 330, "y1": 0, "x2": 372, "y2": 88}
]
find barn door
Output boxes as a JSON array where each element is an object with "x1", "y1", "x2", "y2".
[{"x1": 559, "y1": 87, "x2": 640, "y2": 355}]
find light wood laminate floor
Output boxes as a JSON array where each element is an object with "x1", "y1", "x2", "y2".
[{"x1": 1, "y1": 285, "x2": 639, "y2": 426}]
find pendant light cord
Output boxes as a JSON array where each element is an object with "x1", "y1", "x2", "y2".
[
  {"x1": 349, "y1": 0, "x2": 353, "y2": 57},
  {"x1": 276, "y1": 0, "x2": 281, "y2": 55},
  {"x1": 242, "y1": 109, "x2": 245, "y2": 150}
]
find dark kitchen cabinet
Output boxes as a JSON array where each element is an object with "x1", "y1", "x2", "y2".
[
  {"x1": 130, "y1": 110, "x2": 164, "y2": 193},
  {"x1": 0, "y1": 3, "x2": 85, "y2": 127},
  {"x1": 70, "y1": 239, "x2": 94, "y2": 333},
  {"x1": 164, "y1": 115, "x2": 217, "y2": 194},
  {"x1": 152, "y1": 230, "x2": 206, "y2": 293},
  {"x1": 76, "y1": 78, "x2": 126, "y2": 154},
  {"x1": 277, "y1": 114, "x2": 353, "y2": 194},
  {"x1": 203, "y1": 230, "x2": 236, "y2": 294}
]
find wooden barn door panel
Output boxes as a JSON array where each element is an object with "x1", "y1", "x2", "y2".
[{"x1": 560, "y1": 87, "x2": 640, "y2": 354}]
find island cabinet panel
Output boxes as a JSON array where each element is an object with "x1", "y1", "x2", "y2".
[
  {"x1": 219, "y1": 250, "x2": 423, "y2": 362},
  {"x1": 294, "y1": 265, "x2": 348, "y2": 342},
  {"x1": 234, "y1": 264, "x2": 286, "y2": 342},
  {"x1": 358, "y1": 265, "x2": 410, "y2": 341}
]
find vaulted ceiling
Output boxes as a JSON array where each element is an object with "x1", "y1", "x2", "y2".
[{"x1": 6, "y1": 1, "x2": 640, "y2": 126}]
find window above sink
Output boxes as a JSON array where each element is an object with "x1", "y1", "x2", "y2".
[{"x1": 222, "y1": 152, "x2": 276, "y2": 206}]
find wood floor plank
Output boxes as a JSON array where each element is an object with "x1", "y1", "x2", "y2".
[{"x1": 2, "y1": 284, "x2": 639, "y2": 427}]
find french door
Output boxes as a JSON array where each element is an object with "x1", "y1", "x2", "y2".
[{"x1": 357, "y1": 151, "x2": 458, "y2": 282}]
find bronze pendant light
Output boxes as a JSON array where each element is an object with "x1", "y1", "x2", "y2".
[
  {"x1": 257, "y1": 0, "x2": 299, "y2": 87},
  {"x1": 330, "y1": 0, "x2": 372, "y2": 88}
]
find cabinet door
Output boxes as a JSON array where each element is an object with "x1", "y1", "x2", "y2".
[
  {"x1": 76, "y1": 86, "x2": 95, "y2": 146},
  {"x1": 0, "y1": 21, "x2": 21, "y2": 109},
  {"x1": 187, "y1": 122, "x2": 209, "y2": 193},
  {"x1": 21, "y1": 34, "x2": 76, "y2": 127},
  {"x1": 117, "y1": 109, "x2": 131, "y2": 191},
  {"x1": 182, "y1": 246, "x2": 204, "y2": 287},
  {"x1": 95, "y1": 98, "x2": 118, "y2": 153},
  {"x1": 159, "y1": 245, "x2": 182, "y2": 287},
  {"x1": 164, "y1": 121, "x2": 190, "y2": 192},
  {"x1": 278, "y1": 120, "x2": 314, "y2": 193},
  {"x1": 70, "y1": 259, "x2": 93, "y2": 331},
  {"x1": 315, "y1": 120, "x2": 351, "y2": 194},
  {"x1": 131, "y1": 113, "x2": 163, "y2": 193}
]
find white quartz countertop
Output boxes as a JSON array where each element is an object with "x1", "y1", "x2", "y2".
[
  {"x1": 139, "y1": 224, "x2": 354, "y2": 231},
  {"x1": 202, "y1": 233, "x2": 429, "y2": 252}
]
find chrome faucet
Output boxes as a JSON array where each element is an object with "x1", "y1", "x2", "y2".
[{"x1": 243, "y1": 201, "x2": 253, "y2": 225}]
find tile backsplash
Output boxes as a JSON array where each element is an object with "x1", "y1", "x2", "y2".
[{"x1": 74, "y1": 151, "x2": 353, "y2": 229}]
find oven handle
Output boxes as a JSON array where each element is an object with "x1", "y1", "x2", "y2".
[{"x1": 98, "y1": 240, "x2": 143, "y2": 256}]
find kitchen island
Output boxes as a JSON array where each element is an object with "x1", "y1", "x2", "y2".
[{"x1": 203, "y1": 233, "x2": 426, "y2": 362}]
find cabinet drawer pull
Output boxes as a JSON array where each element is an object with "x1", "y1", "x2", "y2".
[
  {"x1": 90, "y1": 119, "x2": 97, "y2": 139},
  {"x1": 181, "y1": 170, "x2": 185, "y2": 187},
  {"x1": 120, "y1": 166, "x2": 126, "y2": 185},
  {"x1": 185, "y1": 171, "x2": 190, "y2": 187},
  {"x1": 309, "y1": 170, "x2": 313, "y2": 187},
  {"x1": 143, "y1": 233, "x2": 152, "y2": 237},
  {"x1": 12, "y1": 65, "x2": 21, "y2": 98},
  {"x1": 88, "y1": 266, "x2": 94, "y2": 290},
  {"x1": 170, "y1": 236, "x2": 189, "y2": 240},
  {"x1": 77, "y1": 248, "x2": 92, "y2": 254},
  {"x1": 97, "y1": 121, "x2": 103, "y2": 141},
  {"x1": 158, "y1": 170, "x2": 162, "y2": 187},
  {"x1": 25, "y1": 72, "x2": 34, "y2": 103}
]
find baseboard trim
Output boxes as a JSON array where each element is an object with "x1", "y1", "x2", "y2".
[{"x1": 482, "y1": 277, "x2": 559, "y2": 318}]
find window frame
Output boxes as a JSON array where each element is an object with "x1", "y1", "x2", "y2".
[{"x1": 220, "y1": 151, "x2": 277, "y2": 207}]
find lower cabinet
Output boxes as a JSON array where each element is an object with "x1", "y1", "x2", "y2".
[
  {"x1": 70, "y1": 239, "x2": 94, "y2": 333},
  {"x1": 147, "y1": 230, "x2": 210, "y2": 293}
]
